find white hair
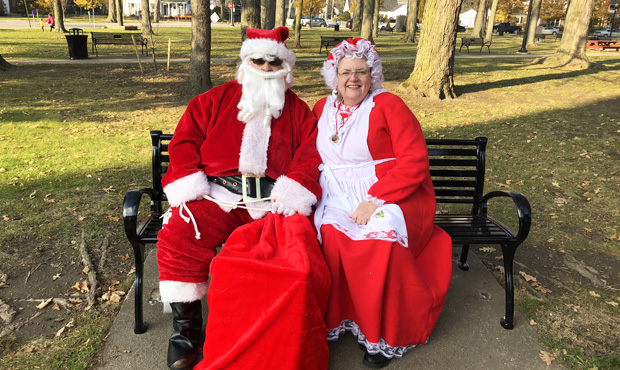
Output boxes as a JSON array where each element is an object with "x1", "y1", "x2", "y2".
[{"x1": 320, "y1": 38, "x2": 384, "y2": 91}]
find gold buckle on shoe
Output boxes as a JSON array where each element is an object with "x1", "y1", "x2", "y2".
[{"x1": 242, "y1": 174, "x2": 261, "y2": 203}]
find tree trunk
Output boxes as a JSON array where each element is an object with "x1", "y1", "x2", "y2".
[
  {"x1": 352, "y1": 0, "x2": 363, "y2": 32},
  {"x1": 401, "y1": 0, "x2": 463, "y2": 99},
  {"x1": 287, "y1": 0, "x2": 294, "y2": 19},
  {"x1": 484, "y1": 0, "x2": 498, "y2": 42},
  {"x1": 402, "y1": 0, "x2": 420, "y2": 43},
  {"x1": 261, "y1": 0, "x2": 275, "y2": 29},
  {"x1": 372, "y1": 0, "x2": 379, "y2": 39},
  {"x1": 275, "y1": 0, "x2": 286, "y2": 27},
  {"x1": 53, "y1": 0, "x2": 67, "y2": 32},
  {"x1": 471, "y1": 0, "x2": 487, "y2": 38},
  {"x1": 116, "y1": 0, "x2": 124, "y2": 26},
  {"x1": 360, "y1": 0, "x2": 374, "y2": 41},
  {"x1": 190, "y1": 0, "x2": 212, "y2": 96},
  {"x1": 526, "y1": 0, "x2": 542, "y2": 47},
  {"x1": 107, "y1": 0, "x2": 117, "y2": 23},
  {"x1": 294, "y1": 0, "x2": 302, "y2": 47},
  {"x1": 154, "y1": 0, "x2": 161, "y2": 22},
  {"x1": 141, "y1": 0, "x2": 152, "y2": 34},
  {"x1": 540, "y1": 0, "x2": 594, "y2": 68},
  {"x1": 241, "y1": 0, "x2": 260, "y2": 40},
  {"x1": 0, "y1": 54, "x2": 13, "y2": 71}
]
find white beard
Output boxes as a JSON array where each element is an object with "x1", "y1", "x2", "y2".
[{"x1": 236, "y1": 60, "x2": 291, "y2": 126}]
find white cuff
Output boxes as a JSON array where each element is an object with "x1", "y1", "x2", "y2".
[
  {"x1": 270, "y1": 176, "x2": 317, "y2": 216},
  {"x1": 159, "y1": 280, "x2": 209, "y2": 303},
  {"x1": 366, "y1": 194, "x2": 386, "y2": 206},
  {"x1": 163, "y1": 171, "x2": 211, "y2": 207}
]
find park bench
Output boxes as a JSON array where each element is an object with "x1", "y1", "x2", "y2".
[
  {"x1": 90, "y1": 32, "x2": 148, "y2": 57},
  {"x1": 459, "y1": 37, "x2": 492, "y2": 53},
  {"x1": 320, "y1": 36, "x2": 349, "y2": 53},
  {"x1": 123, "y1": 132, "x2": 531, "y2": 334}
]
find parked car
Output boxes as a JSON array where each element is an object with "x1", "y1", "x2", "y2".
[
  {"x1": 309, "y1": 18, "x2": 327, "y2": 27},
  {"x1": 541, "y1": 27, "x2": 560, "y2": 35},
  {"x1": 299, "y1": 17, "x2": 310, "y2": 26},
  {"x1": 493, "y1": 22, "x2": 521, "y2": 34},
  {"x1": 593, "y1": 29, "x2": 620, "y2": 37},
  {"x1": 457, "y1": 24, "x2": 466, "y2": 32}
]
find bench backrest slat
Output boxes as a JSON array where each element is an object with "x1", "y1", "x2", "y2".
[
  {"x1": 427, "y1": 137, "x2": 487, "y2": 210},
  {"x1": 148, "y1": 131, "x2": 488, "y2": 212}
]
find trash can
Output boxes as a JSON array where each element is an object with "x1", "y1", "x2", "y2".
[
  {"x1": 65, "y1": 28, "x2": 88, "y2": 59},
  {"x1": 334, "y1": 24, "x2": 340, "y2": 31}
]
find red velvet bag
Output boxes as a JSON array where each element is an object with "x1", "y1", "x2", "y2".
[{"x1": 194, "y1": 213, "x2": 331, "y2": 370}]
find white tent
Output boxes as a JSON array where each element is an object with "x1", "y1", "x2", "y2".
[{"x1": 459, "y1": 9, "x2": 477, "y2": 28}]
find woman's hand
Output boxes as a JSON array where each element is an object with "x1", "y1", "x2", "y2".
[{"x1": 350, "y1": 201, "x2": 379, "y2": 225}]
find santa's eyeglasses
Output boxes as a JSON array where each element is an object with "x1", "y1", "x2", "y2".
[{"x1": 250, "y1": 58, "x2": 284, "y2": 67}]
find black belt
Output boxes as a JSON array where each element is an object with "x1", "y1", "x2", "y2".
[{"x1": 208, "y1": 175, "x2": 275, "y2": 200}]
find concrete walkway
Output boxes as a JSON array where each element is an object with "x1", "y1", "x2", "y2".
[{"x1": 94, "y1": 248, "x2": 564, "y2": 369}]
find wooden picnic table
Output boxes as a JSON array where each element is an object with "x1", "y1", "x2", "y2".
[{"x1": 586, "y1": 39, "x2": 620, "y2": 52}]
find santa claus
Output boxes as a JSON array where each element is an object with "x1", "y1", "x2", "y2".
[{"x1": 156, "y1": 27, "x2": 321, "y2": 369}]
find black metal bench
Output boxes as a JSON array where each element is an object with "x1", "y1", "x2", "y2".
[
  {"x1": 90, "y1": 32, "x2": 148, "y2": 57},
  {"x1": 123, "y1": 132, "x2": 531, "y2": 334},
  {"x1": 320, "y1": 36, "x2": 348, "y2": 53},
  {"x1": 459, "y1": 37, "x2": 492, "y2": 53}
]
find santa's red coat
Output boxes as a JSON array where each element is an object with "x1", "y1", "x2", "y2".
[{"x1": 157, "y1": 81, "x2": 321, "y2": 300}]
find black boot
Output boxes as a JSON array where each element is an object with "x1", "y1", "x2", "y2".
[
  {"x1": 363, "y1": 350, "x2": 392, "y2": 369},
  {"x1": 167, "y1": 300, "x2": 203, "y2": 369}
]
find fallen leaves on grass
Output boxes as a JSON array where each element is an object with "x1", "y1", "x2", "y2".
[
  {"x1": 589, "y1": 290, "x2": 601, "y2": 298},
  {"x1": 119, "y1": 253, "x2": 131, "y2": 261},
  {"x1": 106, "y1": 215, "x2": 120, "y2": 222},
  {"x1": 102, "y1": 186, "x2": 115, "y2": 193},
  {"x1": 539, "y1": 350, "x2": 556, "y2": 366},
  {"x1": 520, "y1": 271, "x2": 537, "y2": 282},
  {"x1": 52, "y1": 273, "x2": 61, "y2": 280},
  {"x1": 606, "y1": 301, "x2": 618, "y2": 307},
  {"x1": 0, "y1": 273, "x2": 8, "y2": 288},
  {"x1": 55, "y1": 318, "x2": 74, "y2": 337},
  {"x1": 71, "y1": 280, "x2": 89, "y2": 293},
  {"x1": 479, "y1": 247, "x2": 496, "y2": 253}
]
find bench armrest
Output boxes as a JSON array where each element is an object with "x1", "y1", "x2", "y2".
[
  {"x1": 480, "y1": 191, "x2": 532, "y2": 245},
  {"x1": 123, "y1": 188, "x2": 159, "y2": 243}
]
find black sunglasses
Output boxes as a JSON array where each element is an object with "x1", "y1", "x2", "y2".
[{"x1": 251, "y1": 58, "x2": 284, "y2": 67}]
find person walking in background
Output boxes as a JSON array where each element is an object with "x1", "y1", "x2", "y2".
[
  {"x1": 45, "y1": 14, "x2": 55, "y2": 32},
  {"x1": 312, "y1": 38, "x2": 453, "y2": 368}
]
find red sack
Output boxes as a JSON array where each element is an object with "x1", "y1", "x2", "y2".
[{"x1": 194, "y1": 213, "x2": 331, "y2": 370}]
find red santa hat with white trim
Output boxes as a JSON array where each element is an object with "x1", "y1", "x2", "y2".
[{"x1": 239, "y1": 26, "x2": 296, "y2": 68}]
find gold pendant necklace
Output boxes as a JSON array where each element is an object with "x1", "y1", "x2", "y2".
[{"x1": 331, "y1": 134, "x2": 340, "y2": 144}]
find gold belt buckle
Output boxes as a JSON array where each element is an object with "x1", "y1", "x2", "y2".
[{"x1": 242, "y1": 174, "x2": 261, "y2": 203}]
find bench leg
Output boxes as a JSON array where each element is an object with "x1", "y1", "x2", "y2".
[
  {"x1": 129, "y1": 239, "x2": 148, "y2": 334},
  {"x1": 500, "y1": 243, "x2": 517, "y2": 330},
  {"x1": 458, "y1": 244, "x2": 470, "y2": 271}
]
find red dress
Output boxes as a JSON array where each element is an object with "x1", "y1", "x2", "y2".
[{"x1": 312, "y1": 91, "x2": 452, "y2": 358}]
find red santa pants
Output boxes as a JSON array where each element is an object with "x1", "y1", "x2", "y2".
[{"x1": 157, "y1": 199, "x2": 255, "y2": 285}]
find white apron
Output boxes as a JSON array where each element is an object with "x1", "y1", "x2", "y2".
[{"x1": 314, "y1": 92, "x2": 409, "y2": 247}]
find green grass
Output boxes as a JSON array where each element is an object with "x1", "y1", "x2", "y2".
[
  {"x1": 0, "y1": 22, "x2": 568, "y2": 60},
  {"x1": 1, "y1": 24, "x2": 619, "y2": 369}
]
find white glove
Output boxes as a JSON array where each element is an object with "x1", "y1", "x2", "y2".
[{"x1": 271, "y1": 200, "x2": 297, "y2": 217}]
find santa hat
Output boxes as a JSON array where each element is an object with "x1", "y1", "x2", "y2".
[
  {"x1": 239, "y1": 27, "x2": 296, "y2": 68},
  {"x1": 320, "y1": 38, "x2": 383, "y2": 91}
]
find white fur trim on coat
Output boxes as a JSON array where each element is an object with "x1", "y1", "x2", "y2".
[
  {"x1": 240, "y1": 38, "x2": 296, "y2": 68},
  {"x1": 270, "y1": 175, "x2": 318, "y2": 216},
  {"x1": 238, "y1": 115, "x2": 271, "y2": 175},
  {"x1": 163, "y1": 171, "x2": 211, "y2": 207},
  {"x1": 159, "y1": 280, "x2": 209, "y2": 303}
]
